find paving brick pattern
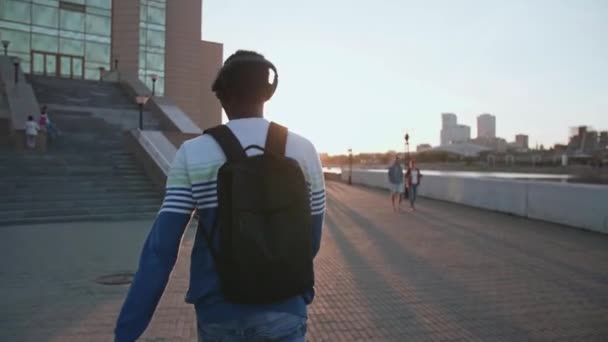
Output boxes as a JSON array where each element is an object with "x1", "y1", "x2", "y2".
[
  {"x1": 1, "y1": 182, "x2": 608, "y2": 341},
  {"x1": 308, "y1": 182, "x2": 608, "y2": 341}
]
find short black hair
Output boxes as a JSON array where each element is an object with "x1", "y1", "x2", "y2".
[{"x1": 212, "y1": 50, "x2": 278, "y2": 103}]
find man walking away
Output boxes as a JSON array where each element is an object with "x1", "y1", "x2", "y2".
[
  {"x1": 405, "y1": 159, "x2": 423, "y2": 211},
  {"x1": 114, "y1": 50, "x2": 325, "y2": 342},
  {"x1": 387, "y1": 156, "x2": 404, "y2": 211}
]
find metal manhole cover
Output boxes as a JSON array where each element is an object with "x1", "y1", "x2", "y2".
[{"x1": 95, "y1": 272, "x2": 134, "y2": 285}]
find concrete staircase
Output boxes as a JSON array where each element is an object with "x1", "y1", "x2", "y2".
[
  {"x1": 0, "y1": 115, "x2": 162, "y2": 225},
  {"x1": 0, "y1": 78, "x2": 164, "y2": 226},
  {"x1": 29, "y1": 75, "x2": 136, "y2": 109},
  {"x1": 28, "y1": 75, "x2": 162, "y2": 130}
]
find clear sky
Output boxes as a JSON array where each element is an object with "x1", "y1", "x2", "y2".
[{"x1": 202, "y1": 0, "x2": 608, "y2": 155}]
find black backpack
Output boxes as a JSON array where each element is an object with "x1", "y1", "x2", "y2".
[{"x1": 198, "y1": 122, "x2": 314, "y2": 304}]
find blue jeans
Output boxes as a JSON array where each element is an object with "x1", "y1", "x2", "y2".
[
  {"x1": 197, "y1": 312, "x2": 306, "y2": 342},
  {"x1": 409, "y1": 184, "x2": 418, "y2": 206}
]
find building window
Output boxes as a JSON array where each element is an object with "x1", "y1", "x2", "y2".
[
  {"x1": 146, "y1": 29, "x2": 164, "y2": 48},
  {"x1": 86, "y1": 0, "x2": 111, "y2": 10},
  {"x1": 85, "y1": 41, "x2": 109, "y2": 63},
  {"x1": 0, "y1": 29, "x2": 30, "y2": 53},
  {"x1": 145, "y1": 52, "x2": 164, "y2": 71},
  {"x1": 1, "y1": 1, "x2": 32, "y2": 24},
  {"x1": 60, "y1": 9, "x2": 85, "y2": 32},
  {"x1": 32, "y1": 4, "x2": 60, "y2": 28},
  {"x1": 59, "y1": 1, "x2": 86, "y2": 13},
  {"x1": 85, "y1": 13, "x2": 110, "y2": 36},
  {"x1": 147, "y1": 6, "x2": 164, "y2": 25},
  {"x1": 59, "y1": 37, "x2": 84, "y2": 55},
  {"x1": 32, "y1": 33, "x2": 59, "y2": 53}
]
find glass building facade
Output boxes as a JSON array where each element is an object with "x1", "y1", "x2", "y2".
[
  {"x1": 138, "y1": 0, "x2": 165, "y2": 95},
  {"x1": 0, "y1": 0, "x2": 112, "y2": 80},
  {"x1": 0, "y1": 0, "x2": 166, "y2": 95}
]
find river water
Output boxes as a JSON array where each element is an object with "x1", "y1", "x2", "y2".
[{"x1": 323, "y1": 167, "x2": 608, "y2": 185}]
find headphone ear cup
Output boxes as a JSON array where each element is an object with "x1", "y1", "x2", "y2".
[{"x1": 266, "y1": 63, "x2": 278, "y2": 100}]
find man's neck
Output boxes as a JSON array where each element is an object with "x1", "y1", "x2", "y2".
[{"x1": 230, "y1": 113, "x2": 263, "y2": 120}]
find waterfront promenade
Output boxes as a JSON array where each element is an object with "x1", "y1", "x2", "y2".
[{"x1": 1, "y1": 182, "x2": 607, "y2": 341}]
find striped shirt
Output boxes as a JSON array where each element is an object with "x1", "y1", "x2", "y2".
[{"x1": 115, "y1": 118, "x2": 325, "y2": 341}]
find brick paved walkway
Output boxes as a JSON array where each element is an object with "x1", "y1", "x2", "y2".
[{"x1": 1, "y1": 182, "x2": 608, "y2": 341}]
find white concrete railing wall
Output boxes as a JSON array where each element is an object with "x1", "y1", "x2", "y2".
[
  {"x1": 341, "y1": 170, "x2": 608, "y2": 234},
  {"x1": 526, "y1": 182, "x2": 608, "y2": 234},
  {"x1": 134, "y1": 130, "x2": 177, "y2": 176},
  {"x1": 119, "y1": 74, "x2": 202, "y2": 134},
  {"x1": 0, "y1": 56, "x2": 40, "y2": 131}
]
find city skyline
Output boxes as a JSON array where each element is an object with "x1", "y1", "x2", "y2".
[{"x1": 202, "y1": 0, "x2": 607, "y2": 154}]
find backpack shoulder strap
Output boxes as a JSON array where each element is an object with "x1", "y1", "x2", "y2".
[
  {"x1": 265, "y1": 122, "x2": 288, "y2": 156},
  {"x1": 204, "y1": 125, "x2": 247, "y2": 162}
]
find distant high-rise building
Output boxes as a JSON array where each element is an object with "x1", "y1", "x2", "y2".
[
  {"x1": 477, "y1": 114, "x2": 496, "y2": 138},
  {"x1": 442, "y1": 113, "x2": 457, "y2": 128},
  {"x1": 440, "y1": 113, "x2": 469, "y2": 145},
  {"x1": 568, "y1": 126, "x2": 587, "y2": 152},
  {"x1": 599, "y1": 131, "x2": 608, "y2": 150},
  {"x1": 583, "y1": 131, "x2": 598, "y2": 154},
  {"x1": 515, "y1": 134, "x2": 529, "y2": 149},
  {"x1": 567, "y1": 126, "x2": 606, "y2": 153},
  {"x1": 453, "y1": 124, "x2": 471, "y2": 143}
]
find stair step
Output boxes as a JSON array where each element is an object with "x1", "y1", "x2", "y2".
[
  {"x1": 0, "y1": 191, "x2": 161, "y2": 203},
  {"x1": 0, "y1": 198, "x2": 161, "y2": 211},
  {"x1": 0, "y1": 212, "x2": 158, "y2": 227},
  {"x1": 0, "y1": 180, "x2": 150, "y2": 188},
  {"x1": 0, "y1": 204, "x2": 161, "y2": 220},
  {"x1": 0, "y1": 159, "x2": 137, "y2": 165},
  {"x1": 1, "y1": 185, "x2": 158, "y2": 193},
  {"x1": 0, "y1": 169, "x2": 145, "y2": 176},
  {"x1": 0, "y1": 166, "x2": 140, "y2": 171},
  {"x1": 0, "y1": 175, "x2": 148, "y2": 182},
  {"x1": 1, "y1": 180, "x2": 155, "y2": 191}
]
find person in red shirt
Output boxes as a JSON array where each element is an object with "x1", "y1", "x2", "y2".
[
  {"x1": 405, "y1": 159, "x2": 423, "y2": 211},
  {"x1": 38, "y1": 106, "x2": 48, "y2": 128}
]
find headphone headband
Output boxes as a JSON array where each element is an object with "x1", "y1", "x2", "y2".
[{"x1": 212, "y1": 53, "x2": 278, "y2": 100}]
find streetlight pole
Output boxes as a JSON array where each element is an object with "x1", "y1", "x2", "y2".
[
  {"x1": 13, "y1": 57, "x2": 20, "y2": 84},
  {"x1": 348, "y1": 148, "x2": 353, "y2": 185},
  {"x1": 404, "y1": 132, "x2": 410, "y2": 166},
  {"x1": 135, "y1": 95, "x2": 149, "y2": 130},
  {"x1": 138, "y1": 103, "x2": 143, "y2": 130},
  {"x1": 1, "y1": 40, "x2": 9, "y2": 55},
  {"x1": 151, "y1": 74, "x2": 158, "y2": 96}
]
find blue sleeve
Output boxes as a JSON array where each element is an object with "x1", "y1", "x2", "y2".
[
  {"x1": 114, "y1": 146, "x2": 194, "y2": 342},
  {"x1": 311, "y1": 214, "x2": 324, "y2": 257}
]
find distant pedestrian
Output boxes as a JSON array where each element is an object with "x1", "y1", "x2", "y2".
[
  {"x1": 24, "y1": 116, "x2": 39, "y2": 149},
  {"x1": 39, "y1": 113, "x2": 47, "y2": 128},
  {"x1": 40, "y1": 106, "x2": 59, "y2": 141},
  {"x1": 405, "y1": 160, "x2": 423, "y2": 211},
  {"x1": 39, "y1": 106, "x2": 48, "y2": 127},
  {"x1": 387, "y1": 156, "x2": 404, "y2": 211}
]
